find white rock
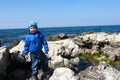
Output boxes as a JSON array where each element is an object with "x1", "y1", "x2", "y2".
[
  {"x1": 96, "y1": 32, "x2": 108, "y2": 41},
  {"x1": 49, "y1": 67, "x2": 79, "y2": 80},
  {"x1": 10, "y1": 40, "x2": 24, "y2": 54},
  {"x1": 114, "y1": 33, "x2": 120, "y2": 42},
  {"x1": 102, "y1": 67, "x2": 120, "y2": 80},
  {"x1": 49, "y1": 55, "x2": 64, "y2": 69},
  {"x1": 48, "y1": 39, "x2": 79, "y2": 57}
]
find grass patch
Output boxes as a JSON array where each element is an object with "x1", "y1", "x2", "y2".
[
  {"x1": 48, "y1": 36, "x2": 61, "y2": 41},
  {"x1": 77, "y1": 50, "x2": 111, "y2": 65}
]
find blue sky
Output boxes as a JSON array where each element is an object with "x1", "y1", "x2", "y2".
[{"x1": 0, "y1": 0, "x2": 120, "y2": 29}]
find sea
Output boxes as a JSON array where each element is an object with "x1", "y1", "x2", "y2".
[{"x1": 0, "y1": 25, "x2": 120, "y2": 46}]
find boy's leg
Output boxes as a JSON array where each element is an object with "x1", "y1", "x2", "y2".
[
  {"x1": 30, "y1": 54, "x2": 39, "y2": 77},
  {"x1": 40, "y1": 52, "x2": 49, "y2": 72}
]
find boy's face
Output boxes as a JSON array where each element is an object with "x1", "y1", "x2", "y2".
[{"x1": 29, "y1": 27, "x2": 37, "y2": 33}]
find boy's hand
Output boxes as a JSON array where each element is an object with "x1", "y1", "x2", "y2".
[
  {"x1": 25, "y1": 55, "x2": 29, "y2": 60},
  {"x1": 22, "y1": 52, "x2": 28, "y2": 59},
  {"x1": 45, "y1": 53, "x2": 49, "y2": 57},
  {"x1": 45, "y1": 52, "x2": 48, "y2": 54},
  {"x1": 45, "y1": 53, "x2": 51, "y2": 60}
]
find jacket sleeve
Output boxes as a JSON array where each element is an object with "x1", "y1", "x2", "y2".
[
  {"x1": 23, "y1": 36, "x2": 30, "y2": 55},
  {"x1": 42, "y1": 35, "x2": 49, "y2": 53}
]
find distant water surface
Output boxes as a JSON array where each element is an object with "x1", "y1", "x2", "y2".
[{"x1": 0, "y1": 25, "x2": 120, "y2": 46}]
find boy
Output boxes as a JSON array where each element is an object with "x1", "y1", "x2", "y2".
[{"x1": 23, "y1": 21, "x2": 49, "y2": 80}]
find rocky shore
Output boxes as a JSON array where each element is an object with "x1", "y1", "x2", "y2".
[{"x1": 1, "y1": 32, "x2": 120, "y2": 80}]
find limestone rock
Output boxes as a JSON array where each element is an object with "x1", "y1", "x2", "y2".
[
  {"x1": 49, "y1": 67, "x2": 79, "y2": 80},
  {"x1": 0, "y1": 46, "x2": 10, "y2": 80},
  {"x1": 78, "y1": 61, "x2": 120, "y2": 80}
]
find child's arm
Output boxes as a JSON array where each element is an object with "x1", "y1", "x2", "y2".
[
  {"x1": 42, "y1": 35, "x2": 49, "y2": 54},
  {"x1": 23, "y1": 36, "x2": 30, "y2": 55}
]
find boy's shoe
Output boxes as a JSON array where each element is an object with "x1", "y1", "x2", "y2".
[{"x1": 29, "y1": 76, "x2": 37, "y2": 80}]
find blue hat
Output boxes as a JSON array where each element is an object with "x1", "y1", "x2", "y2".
[{"x1": 28, "y1": 21, "x2": 38, "y2": 28}]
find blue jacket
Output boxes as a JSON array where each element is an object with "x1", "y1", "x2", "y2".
[{"x1": 23, "y1": 31, "x2": 49, "y2": 55}]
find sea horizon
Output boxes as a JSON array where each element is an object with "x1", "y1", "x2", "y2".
[{"x1": 0, "y1": 24, "x2": 120, "y2": 30}]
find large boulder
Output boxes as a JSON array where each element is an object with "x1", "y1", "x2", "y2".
[
  {"x1": 74, "y1": 32, "x2": 120, "y2": 62},
  {"x1": 48, "y1": 39, "x2": 79, "y2": 58},
  {"x1": 78, "y1": 61, "x2": 120, "y2": 80},
  {"x1": 49, "y1": 67, "x2": 79, "y2": 80},
  {"x1": 48, "y1": 39, "x2": 80, "y2": 69},
  {"x1": 0, "y1": 46, "x2": 10, "y2": 80},
  {"x1": 10, "y1": 40, "x2": 30, "y2": 62}
]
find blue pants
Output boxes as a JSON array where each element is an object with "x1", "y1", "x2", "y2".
[{"x1": 30, "y1": 52, "x2": 48, "y2": 76}]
